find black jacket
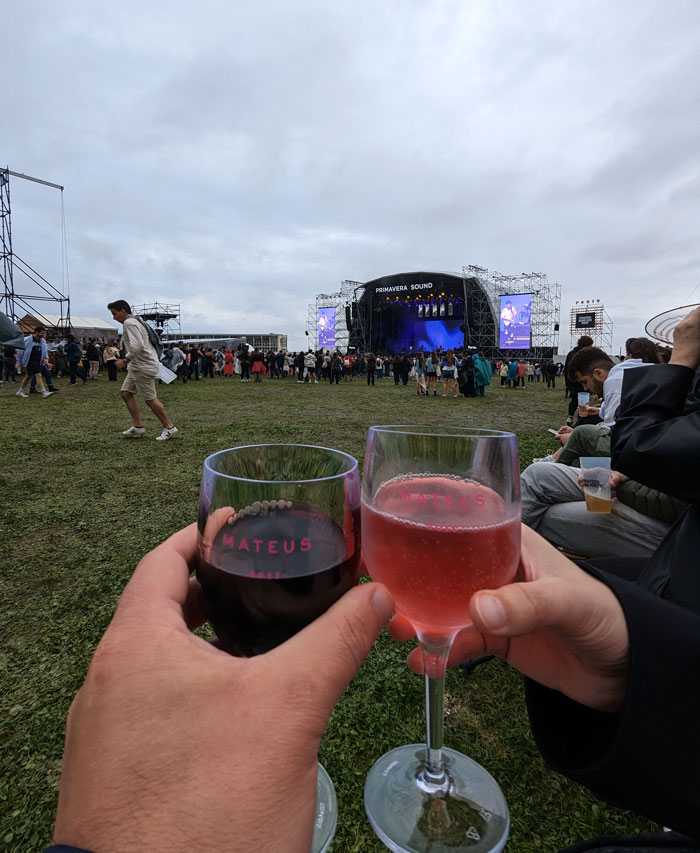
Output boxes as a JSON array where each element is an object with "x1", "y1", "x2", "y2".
[
  {"x1": 611, "y1": 364, "x2": 700, "y2": 612},
  {"x1": 527, "y1": 564, "x2": 700, "y2": 845}
]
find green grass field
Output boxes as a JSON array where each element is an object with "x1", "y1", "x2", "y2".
[{"x1": 0, "y1": 372, "x2": 657, "y2": 851}]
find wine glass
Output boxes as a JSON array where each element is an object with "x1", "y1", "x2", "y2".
[
  {"x1": 197, "y1": 443, "x2": 362, "y2": 853},
  {"x1": 361, "y1": 426, "x2": 521, "y2": 853}
]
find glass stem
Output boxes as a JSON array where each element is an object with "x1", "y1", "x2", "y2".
[{"x1": 420, "y1": 643, "x2": 451, "y2": 793}]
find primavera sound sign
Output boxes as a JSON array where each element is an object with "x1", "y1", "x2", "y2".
[{"x1": 375, "y1": 282, "x2": 433, "y2": 295}]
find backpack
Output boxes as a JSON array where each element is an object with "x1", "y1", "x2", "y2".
[{"x1": 134, "y1": 317, "x2": 163, "y2": 359}]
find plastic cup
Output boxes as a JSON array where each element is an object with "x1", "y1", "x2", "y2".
[
  {"x1": 580, "y1": 457, "x2": 611, "y2": 513},
  {"x1": 577, "y1": 391, "x2": 590, "y2": 409}
]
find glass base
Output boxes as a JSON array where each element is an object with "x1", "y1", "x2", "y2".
[
  {"x1": 312, "y1": 762, "x2": 338, "y2": 853},
  {"x1": 364, "y1": 745, "x2": 509, "y2": 853}
]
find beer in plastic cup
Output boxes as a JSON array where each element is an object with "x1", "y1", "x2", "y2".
[
  {"x1": 580, "y1": 457, "x2": 611, "y2": 513},
  {"x1": 578, "y1": 391, "x2": 590, "y2": 409}
]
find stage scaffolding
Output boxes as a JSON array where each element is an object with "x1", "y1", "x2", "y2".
[
  {"x1": 132, "y1": 301, "x2": 182, "y2": 339},
  {"x1": 569, "y1": 300, "x2": 613, "y2": 352},
  {"x1": 463, "y1": 265, "x2": 561, "y2": 357},
  {"x1": 306, "y1": 280, "x2": 360, "y2": 351},
  {"x1": 1, "y1": 167, "x2": 71, "y2": 330}
]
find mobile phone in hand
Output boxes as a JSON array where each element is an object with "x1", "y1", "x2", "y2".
[{"x1": 546, "y1": 428, "x2": 559, "y2": 435}]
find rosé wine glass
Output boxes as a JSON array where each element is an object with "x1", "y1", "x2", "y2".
[
  {"x1": 361, "y1": 426, "x2": 520, "y2": 853},
  {"x1": 197, "y1": 443, "x2": 362, "y2": 853}
]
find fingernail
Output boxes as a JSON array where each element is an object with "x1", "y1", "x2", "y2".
[
  {"x1": 475, "y1": 594, "x2": 507, "y2": 630},
  {"x1": 371, "y1": 585, "x2": 394, "y2": 623}
]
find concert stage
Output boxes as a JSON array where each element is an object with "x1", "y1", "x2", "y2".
[{"x1": 309, "y1": 268, "x2": 561, "y2": 358}]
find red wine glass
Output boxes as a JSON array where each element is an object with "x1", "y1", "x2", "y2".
[{"x1": 197, "y1": 443, "x2": 361, "y2": 853}]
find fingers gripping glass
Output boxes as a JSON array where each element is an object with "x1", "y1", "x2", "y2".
[
  {"x1": 197, "y1": 444, "x2": 362, "y2": 853},
  {"x1": 361, "y1": 426, "x2": 521, "y2": 853}
]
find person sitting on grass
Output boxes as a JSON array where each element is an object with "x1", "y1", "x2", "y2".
[
  {"x1": 537, "y1": 344, "x2": 653, "y2": 467},
  {"x1": 521, "y1": 309, "x2": 700, "y2": 564}
]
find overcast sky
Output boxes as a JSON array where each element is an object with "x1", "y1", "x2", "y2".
[{"x1": 4, "y1": 0, "x2": 700, "y2": 351}]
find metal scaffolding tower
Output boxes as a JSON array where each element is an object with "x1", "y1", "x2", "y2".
[
  {"x1": 132, "y1": 301, "x2": 182, "y2": 339},
  {"x1": 306, "y1": 280, "x2": 359, "y2": 351},
  {"x1": 0, "y1": 167, "x2": 71, "y2": 329},
  {"x1": 569, "y1": 300, "x2": 613, "y2": 352},
  {"x1": 463, "y1": 265, "x2": 561, "y2": 357}
]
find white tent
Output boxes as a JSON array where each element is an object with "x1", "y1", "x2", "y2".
[{"x1": 19, "y1": 313, "x2": 119, "y2": 338}]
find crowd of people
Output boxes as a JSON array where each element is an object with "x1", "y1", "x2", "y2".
[{"x1": 4, "y1": 302, "x2": 700, "y2": 850}]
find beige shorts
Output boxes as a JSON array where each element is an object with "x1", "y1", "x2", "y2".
[{"x1": 121, "y1": 370, "x2": 158, "y2": 401}]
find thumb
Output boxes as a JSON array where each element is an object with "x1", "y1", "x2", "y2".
[
  {"x1": 272, "y1": 582, "x2": 394, "y2": 714},
  {"x1": 470, "y1": 577, "x2": 571, "y2": 638}
]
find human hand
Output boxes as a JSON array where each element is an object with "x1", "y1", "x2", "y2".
[
  {"x1": 609, "y1": 471, "x2": 629, "y2": 489},
  {"x1": 390, "y1": 526, "x2": 629, "y2": 713},
  {"x1": 53, "y1": 524, "x2": 394, "y2": 853},
  {"x1": 670, "y1": 305, "x2": 700, "y2": 371},
  {"x1": 577, "y1": 406, "x2": 600, "y2": 416},
  {"x1": 555, "y1": 425, "x2": 573, "y2": 446}
]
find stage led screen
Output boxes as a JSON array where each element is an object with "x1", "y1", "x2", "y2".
[
  {"x1": 575, "y1": 311, "x2": 596, "y2": 329},
  {"x1": 499, "y1": 293, "x2": 532, "y2": 349},
  {"x1": 381, "y1": 317, "x2": 464, "y2": 353},
  {"x1": 317, "y1": 307, "x2": 335, "y2": 348}
]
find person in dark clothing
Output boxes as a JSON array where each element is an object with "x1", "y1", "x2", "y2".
[
  {"x1": 294, "y1": 351, "x2": 305, "y2": 383},
  {"x1": 392, "y1": 355, "x2": 401, "y2": 385},
  {"x1": 65, "y1": 335, "x2": 86, "y2": 385},
  {"x1": 276, "y1": 350, "x2": 286, "y2": 378},
  {"x1": 611, "y1": 307, "x2": 700, "y2": 612},
  {"x1": 564, "y1": 336, "x2": 594, "y2": 421},
  {"x1": 329, "y1": 352, "x2": 342, "y2": 384},
  {"x1": 458, "y1": 355, "x2": 476, "y2": 397},
  {"x1": 400, "y1": 354, "x2": 410, "y2": 385},
  {"x1": 544, "y1": 360, "x2": 558, "y2": 388},
  {"x1": 366, "y1": 353, "x2": 376, "y2": 386},
  {"x1": 2, "y1": 345, "x2": 17, "y2": 381},
  {"x1": 202, "y1": 349, "x2": 215, "y2": 379},
  {"x1": 238, "y1": 348, "x2": 250, "y2": 382}
]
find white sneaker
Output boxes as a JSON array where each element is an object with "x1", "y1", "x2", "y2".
[
  {"x1": 122, "y1": 425, "x2": 146, "y2": 437},
  {"x1": 156, "y1": 426, "x2": 178, "y2": 441},
  {"x1": 16, "y1": 389, "x2": 28, "y2": 398},
  {"x1": 42, "y1": 391, "x2": 55, "y2": 398}
]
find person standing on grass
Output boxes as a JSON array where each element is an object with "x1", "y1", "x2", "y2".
[
  {"x1": 103, "y1": 341, "x2": 120, "y2": 381},
  {"x1": 16, "y1": 326, "x2": 55, "y2": 399},
  {"x1": 425, "y1": 351, "x2": 440, "y2": 395},
  {"x1": 440, "y1": 349, "x2": 458, "y2": 397},
  {"x1": 107, "y1": 300, "x2": 178, "y2": 441},
  {"x1": 473, "y1": 351, "x2": 492, "y2": 397}
]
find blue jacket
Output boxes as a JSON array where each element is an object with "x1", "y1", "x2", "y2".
[
  {"x1": 19, "y1": 334, "x2": 48, "y2": 367},
  {"x1": 65, "y1": 340, "x2": 83, "y2": 362}
]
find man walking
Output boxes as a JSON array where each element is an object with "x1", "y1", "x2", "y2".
[
  {"x1": 107, "y1": 300, "x2": 178, "y2": 441},
  {"x1": 16, "y1": 326, "x2": 55, "y2": 399}
]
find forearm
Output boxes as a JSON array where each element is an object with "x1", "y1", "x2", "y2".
[{"x1": 526, "y1": 566, "x2": 700, "y2": 838}]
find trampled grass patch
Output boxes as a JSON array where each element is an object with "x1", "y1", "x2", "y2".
[{"x1": 0, "y1": 374, "x2": 657, "y2": 851}]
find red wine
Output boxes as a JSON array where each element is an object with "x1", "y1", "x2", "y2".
[{"x1": 197, "y1": 505, "x2": 360, "y2": 656}]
